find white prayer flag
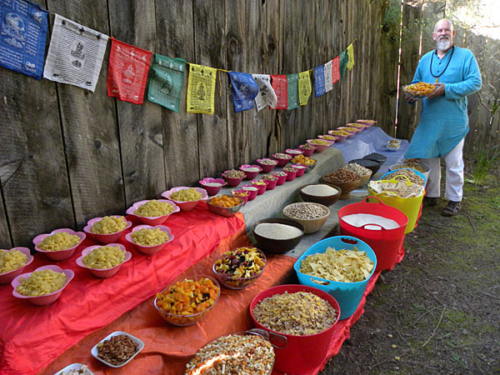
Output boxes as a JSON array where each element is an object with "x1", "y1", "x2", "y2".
[
  {"x1": 252, "y1": 74, "x2": 278, "y2": 111},
  {"x1": 324, "y1": 60, "x2": 333, "y2": 92}
]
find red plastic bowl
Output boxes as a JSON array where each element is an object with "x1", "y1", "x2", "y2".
[
  {"x1": 299, "y1": 145, "x2": 316, "y2": 156},
  {"x1": 242, "y1": 185, "x2": 259, "y2": 201},
  {"x1": 306, "y1": 139, "x2": 333, "y2": 153},
  {"x1": 271, "y1": 153, "x2": 292, "y2": 167},
  {"x1": 33, "y1": 228, "x2": 86, "y2": 261},
  {"x1": 285, "y1": 149, "x2": 304, "y2": 158},
  {"x1": 263, "y1": 178, "x2": 278, "y2": 190},
  {"x1": 251, "y1": 180, "x2": 267, "y2": 195},
  {"x1": 256, "y1": 159, "x2": 278, "y2": 173},
  {"x1": 327, "y1": 130, "x2": 348, "y2": 142},
  {"x1": 291, "y1": 164, "x2": 306, "y2": 177},
  {"x1": 0, "y1": 247, "x2": 34, "y2": 284},
  {"x1": 284, "y1": 168, "x2": 298, "y2": 181},
  {"x1": 221, "y1": 171, "x2": 246, "y2": 188},
  {"x1": 240, "y1": 165, "x2": 263, "y2": 180},
  {"x1": 272, "y1": 172, "x2": 287, "y2": 186},
  {"x1": 83, "y1": 216, "x2": 132, "y2": 244},
  {"x1": 199, "y1": 178, "x2": 227, "y2": 196}
]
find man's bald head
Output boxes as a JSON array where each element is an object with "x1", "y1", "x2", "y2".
[{"x1": 432, "y1": 19, "x2": 456, "y2": 52}]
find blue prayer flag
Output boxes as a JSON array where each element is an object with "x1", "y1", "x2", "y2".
[
  {"x1": 314, "y1": 65, "x2": 325, "y2": 97},
  {"x1": 228, "y1": 71, "x2": 259, "y2": 113}
]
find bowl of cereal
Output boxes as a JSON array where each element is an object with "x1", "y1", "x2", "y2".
[
  {"x1": 83, "y1": 216, "x2": 132, "y2": 244},
  {"x1": 91, "y1": 331, "x2": 144, "y2": 368},
  {"x1": 199, "y1": 177, "x2": 227, "y2": 196},
  {"x1": 306, "y1": 139, "x2": 333, "y2": 153},
  {"x1": 124, "y1": 225, "x2": 174, "y2": 255},
  {"x1": 161, "y1": 187, "x2": 209, "y2": 211},
  {"x1": 11, "y1": 265, "x2": 74, "y2": 305},
  {"x1": 213, "y1": 247, "x2": 267, "y2": 290},
  {"x1": 154, "y1": 276, "x2": 220, "y2": 326},
  {"x1": 76, "y1": 244, "x2": 132, "y2": 278},
  {"x1": 33, "y1": 228, "x2": 86, "y2": 261},
  {"x1": 126, "y1": 199, "x2": 180, "y2": 226},
  {"x1": 0, "y1": 247, "x2": 34, "y2": 284}
]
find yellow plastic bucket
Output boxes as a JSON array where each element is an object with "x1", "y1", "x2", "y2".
[{"x1": 368, "y1": 176, "x2": 424, "y2": 234}]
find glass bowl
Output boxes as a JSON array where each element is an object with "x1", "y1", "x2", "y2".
[{"x1": 207, "y1": 195, "x2": 245, "y2": 217}]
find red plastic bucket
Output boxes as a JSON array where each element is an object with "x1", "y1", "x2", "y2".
[
  {"x1": 250, "y1": 284, "x2": 340, "y2": 374},
  {"x1": 338, "y1": 197, "x2": 408, "y2": 272}
]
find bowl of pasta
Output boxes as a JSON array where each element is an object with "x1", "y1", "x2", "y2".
[
  {"x1": 0, "y1": 247, "x2": 34, "y2": 284},
  {"x1": 161, "y1": 187, "x2": 209, "y2": 211},
  {"x1": 126, "y1": 199, "x2": 180, "y2": 226},
  {"x1": 76, "y1": 244, "x2": 132, "y2": 278},
  {"x1": 33, "y1": 228, "x2": 86, "y2": 261},
  {"x1": 124, "y1": 225, "x2": 174, "y2": 255},
  {"x1": 83, "y1": 216, "x2": 133, "y2": 244}
]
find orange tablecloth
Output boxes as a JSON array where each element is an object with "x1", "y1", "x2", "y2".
[{"x1": 0, "y1": 203, "x2": 246, "y2": 375}]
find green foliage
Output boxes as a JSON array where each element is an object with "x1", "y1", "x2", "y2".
[{"x1": 472, "y1": 145, "x2": 500, "y2": 185}]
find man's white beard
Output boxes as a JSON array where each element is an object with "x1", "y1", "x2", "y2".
[{"x1": 437, "y1": 38, "x2": 451, "y2": 51}]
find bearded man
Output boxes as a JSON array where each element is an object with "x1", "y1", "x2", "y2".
[{"x1": 405, "y1": 19, "x2": 482, "y2": 216}]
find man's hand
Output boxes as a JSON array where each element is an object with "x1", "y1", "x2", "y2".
[{"x1": 427, "y1": 82, "x2": 445, "y2": 99}]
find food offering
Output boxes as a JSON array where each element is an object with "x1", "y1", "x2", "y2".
[
  {"x1": 126, "y1": 199, "x2": 180, "y2": 226},
  {"x1": 124, "y1": 225, "x2": 174, "y2": 255},
  {"x1": 282, "y1": 202, "x2": 330, "y2": 234},
  {"x1": 161, "y1": 187, "x2": 209, "y2": 211},
  {"x1": 283, "y1": 166, "x2": 298, "y2": 181},
  {"x1": 299, "y1": 143, "x2": 316, "y2": 156},
  {"x1": 251, "y1": 179, "x2": 267, "y2": 195},
  {"x1": 252, "y1": 218, "x2": 305, "y2": 254},
  {"x1": 230, "y1": 190, "x2": 249, "y2": 205},
  {"x1": 185, "y1": 330, "x2": 275, "y2": 375},
  {"x1": 386, "y1": 139, "x2": 401, "y2": 151},
  {"x1": 291, "y1": 164, "x2": 306, "y2": 177},
  {"x1": 11, "y1": 265, "x2": 74, "y2": 305},
  {"x1": 256, "y1": 158, "x2": 279, "y2": 173},
  {"x1": 403, "y1": 81, "x2": 436, "y2": 100},
  {"x1": 91, "y1": 331, "x2": 144, "y2": 368},
  {"x1": 154, "y1": 276, "x2": 220, "y2": 326},
  {"x1": 199, "y1": 177, "x2": 227, "y2": 196},
  {"x1": 213, "y1": 247, "x2": 267, "y2": 289},
  {"x1": 299, "y1": 184, "x2": 341, "y2": 207},
  {"x1": 322, "y1": 168, "x2": 361, "y2": 200},
  {"x1": 33, "y1": 228, "x2": 86, "y2": 261},
  {"x1": 271, "y1": 153, "x2": 292, "y2": 167},
  {"x1": 306, "y1": 139, "x2": 333, "y2": 153},
  {"x1": 221, "y1": 169, "x2": 246, "y2": 187},
  {"x1": 347, "y1": 123, "x2": 369, "y2": 130},
  {"x1": 0, "y1": 247, "x2": 33, "y2": 284},
  {"x1": 291, "y1": 155, "x2": 317, "y2": 173},
  {"x1": 261, "y1": 174, "x2": 278, "y2": 190},
  {"x1": 242, "y1": 185, "x2": 259, "y2": 201},
  {"x1": 285, "y1": 148, "x2": 304, "y2": 157},
  {"x1": 318, "y1": 134, "x2": 338, "y2": 141},
  {"x1": 239, "y1": 164, "x2": 263, "y2": 180},
  {"x1": 337, "y1": 126, "x2": 361, "y2": 134},
  {"x1": 383, "y1": 168, "x2": 426, "y2": 186},
  {"x1": 55, "y1": 363, "x2": 94, "y2": 375},
  {"x1": 83, "y1": 216, "x2": 133, "y2": 244},
  {"x1": 76, "y1": 244, "x2": 132, "y2": 278},
  {"x1": 271, "y1": 171, "x2": 287, "y2": 185},
  {"x1": 208, "y1": 195, "x2": 245, "y2": 217},
  {"x1": 345, "y1": 163, "x2": 373, "y2": 186}
]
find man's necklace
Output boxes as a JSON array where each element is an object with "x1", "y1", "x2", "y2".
[{"x1": 430, "y1": 46, "x2": 455, "y2": 78}]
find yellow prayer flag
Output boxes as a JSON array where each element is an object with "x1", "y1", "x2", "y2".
[
  {"x1": 298, "y1": 71, "x2": 312, "y2": 106},
  {"x1": 186, "y1": 63, "x2": 217, "y2": 115},
  {"x1": 347, "y1": 43, "x2": 355, "y2": 71}
]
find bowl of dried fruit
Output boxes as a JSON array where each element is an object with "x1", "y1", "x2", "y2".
[
  {"x1": 207, "y1": 195, "x2": 245, "y2": 217},
  {"x1": 91, "y1": 331, "x2": 144, "y2": 368}
]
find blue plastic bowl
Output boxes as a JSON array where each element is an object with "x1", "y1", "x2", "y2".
[
  {"x1": 379, "y1": 168, "x2": 427, "y2": 186},
  {"x1": 294, "y1": 236, "x2": 377, "y2": 320}
]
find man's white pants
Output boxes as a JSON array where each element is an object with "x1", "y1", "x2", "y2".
[{"x1": 421, "y1": 139, "x2": 465, "y2": 202}]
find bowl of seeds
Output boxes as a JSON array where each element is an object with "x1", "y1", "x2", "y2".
[
  {"x1": 321, "y1": 169, "x2": 361, "y2": 200},
  {"x1": 349, "y1": 159, "x2": 381, "y2": 175},
  {"x1": 261, "y1": 174, "x2": 278, "y2": 190},
  {"x1": 253, "y1": 218, "x2": 305, "y2": 254},
  {"x1": 282, "y1": 202, "x2": 330, "y2": 234},
  {"x1": 299, "y1": 184, "x2": 342, "y2": 207},
  {"x1": 271, "y1": 153, "x2": 292, "y2": 167},
  {"x1": 271, "y1": 171, "x2": 287, "y2": 186}
]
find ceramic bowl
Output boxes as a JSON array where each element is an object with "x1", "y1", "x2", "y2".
[
  {"x1": 221, "y1": 171, "x2": 246, "y2": 187},
  {"x1": 33, "y1": 228, "x2": 86, "y2": 261},
  {"x1": 76, "y1": 244, "x2": 132, "y2": 278},
  {"x1": 306, "y1": 139, "x2": 333, "y2": 153},
  {"x1": 124, "y1": 225, "x2": 174, "y2": 255},
  {"x1": 199, "y1": 178, "x2": 227, "y2": 196},
  {"x1": 256, "y1": 158, "x2": 278, "y2": 173},
  {"x1": 11, "y1": 265, "x2": 74, "y2": 305},
  {"x1": 320, "y1": 175, "x2": 361, "y2": 200},
  {"x1": 0, "y1": 247, "x2": 34, "y2": 284},
  {"x1": 83, "y1": 216, "x2": 132, "y2": 244},
  {"x1": 161, "y1": 187, "x2": 209, "y2": 211},
  {"x1": 271, "y1": 153, "x2": 292, "y2": 167},
  {"x1": 291, "y1": 164, "x2": 307, "y2": 177},
  {"x1": 126, "y1": 199, "x2": 180, "y2": 226},
  {"x1": 54, "y1": 364, "x2": 95, "y2": 375},
  {"x1": 91, "y1": 331, "x2": 144, "y2": 368},
  {"x1": 242, "y1": 185, "x2": 259, "y2": 201},
  {"x1": 271, "y1": 172, "x2": 287, "y2": 185},
  {"x1": 299, "y1": 145, "x2": 316, "y2": 156},
  {"x1": 299, "y1": 184, "x2": 342, "y2": 206},
  {"x1": 252, "y1": 218, "x2": 305, "y2": 254},
  {"x1": 327, "y1": 130, "x2": 349, "y2": 142},
  {"x1": 282, "y1": 202, "x2": 330, "y2": 234},
  {"x1": 207, "y1": 195, "x2": 245, "y2": 217},
  {"x1": 240, "y1": 165, "x2": 263, "y2": 180}
]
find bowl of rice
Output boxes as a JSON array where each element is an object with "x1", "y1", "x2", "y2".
[
  {"x1": 162, "y1": 187, "x2": 209, "y2": 211},
  {"x1": 83, "y1": 216, "x2": 132, "y2": 244},
  {"x1": 252, "y1": 218, "x2": 305, "y2": 254},
  {"x1": 299, "y1": 184, "x2": 342, "y2": 207},
  {"x1": 126, "y1": 199, "x2": 180, "y2": 226},
  {"x1": 282, "y1": 202, "x2": 330, "y2": 234},
  {"x1": 76, "y1": 244, "x2": 132, "y2": 278},
  {"x1": 33, "y1": 228, "x2": 86, "y2": 261},
  {"x1": 124, "y1": 225, "x2": 174, "y2": 255},
  {"x1": 0, "y1": 247, "x2": 34, "y2": 284},
  {"x1": 11, "y1": 265, "x2": 74, "y2": 305}
]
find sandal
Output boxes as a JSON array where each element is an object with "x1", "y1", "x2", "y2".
[{"x1": 442, "y1": 201, "x2": 461, "y2": 216}]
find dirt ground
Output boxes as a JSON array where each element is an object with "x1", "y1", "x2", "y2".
[{"x1": 320, "y1": 161, "x2": 500, "y2": 375}]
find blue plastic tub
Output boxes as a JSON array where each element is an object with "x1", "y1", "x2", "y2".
[
  {"x1": 381, "y1": 168, "x2": 427, "y2": 186},
  {"x1": 294, "y1": 236, "x2": 377, "y2": 320}
]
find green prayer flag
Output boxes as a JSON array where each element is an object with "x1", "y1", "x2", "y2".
[
  {"x1": 148, "y1": 54, "x2": 186, "y2": 113},
  {"x1": 287, "y1": 74, "x2": 299, "y2": 110},
  {"x1": 339, "y1": 50, "x2": 348, "y2": 79}
]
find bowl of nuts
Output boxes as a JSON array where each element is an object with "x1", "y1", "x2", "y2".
[
  {"x1": 271, "y1": 153, "x2": 292, "y2": 167},
  {"x1": 271, "y1": 171, "x2": 287, "y2": 185},
  {"x1": 256, "y1": 158, "x2": 279, "y2": 173},
  {"x1": 282, "y1": 202, "x2": 330, "y2": 234},
  {"x1": 222, "y1": 169, "x2": 247, "y2": 187},
  {"x1": 91, "y1": 331, "x2": 144, "y2": 368},
  {"x1": 261, "y1": 174, "x2": 278, "y2": 190},
  {"x1": 283, "y1": 167, "x2": 298, "y2": 181},
  {"x1": 321, "y1": 168, "x2": 361, "y2": 200},
  {"x1": 346, "y1": 162, "x2": 374, "y2": 187}
]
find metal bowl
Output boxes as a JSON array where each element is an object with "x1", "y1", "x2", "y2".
[{"x1": 207, "y1": 195, "x2": 245, "y2": 217}]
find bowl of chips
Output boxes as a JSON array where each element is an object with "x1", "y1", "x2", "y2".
[
  {"x1": 11, "y1": 265, "x2": 74, "y2": 305},
  {"x1": 83, "y1": 216, "x2": 133, "y2": 244},
  {"x1": 212, "y1": 247, "x2": 267, "y2": 289},
  {"x1": 161, "y1": 187, "x2": 209, "y2": 211},
  {"x1": 403, "y1": 82, "x2": 436, "y2": 100},
  {"x1": 0, "y1": 247, "x2": 34, "y2": 284},
  {"x1": 76, "y1": 244, "x2": 132, "y2": 278},
  {"x1": 126, "y1": 199, "x2": 180, "y2": 226},
  {"x1": 124, "y1": 225, "x2": 174, "y2": 255},
  {"x1": 33, "y1": 228, "x2": 86, "y2": 261}
]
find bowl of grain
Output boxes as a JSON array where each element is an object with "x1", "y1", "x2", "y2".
[
  {"x1": 76, "y1": 244, "x2": 132, "y2": 278},
  {"x1": 199, "y1": 177, "x2": 227, "y2": 196},
  {"x1": 256, "y1": 158, "x2": 279, "y2": 173},
  {"x1": 124, "y1": 225, "x2": 174, "y2": 255},
  {"x1": 389, "y1": 162, "x2": 430, "y2": 181},
  {"x1": 161, "y1": 187, "x2": 209, "y2": 211},
  {"x1": 271, "y1": 153, "x2": 292, "y2": 167},
  {"x1": 33, "y1": 228, "x2": 86, "y2": 261},
  {"x1": 299, "y1": 184, "x2": 342, "y2": 207},
  {"x1": 240, "y1": 165, "x2": 263, "y2": 180},
  {"x1": 282, "y1": 202, "x2": 330, "y2": 234},
  {"x1": 126, "y1": 199, "x2": 180, "y2": 226},
  {"x1": 11, "y1": 265, "x2": 74, "y2": 305},
  {"x1": 253, "y1": 218, "x2": 305, "y2": 254},
  {"x1": 83, "y1": 216, "x2": 133, "y2": 244},
  {"x1": 306, "y1": 139, "x2": 333, "y2": 153},
  {"x1": 0, "y1": 247, "x2": 34, "y2": 284}
]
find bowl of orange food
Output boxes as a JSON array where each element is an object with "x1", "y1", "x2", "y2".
[
  {"x1": 207, "y1": 195, "x2": 245, "y2": 217},
  {"x1": 403, "y1": 82, "x2": 436, "y2": 100},
  {"x1": 154, "y1": 276, "x2": 220, "y2": 326}
]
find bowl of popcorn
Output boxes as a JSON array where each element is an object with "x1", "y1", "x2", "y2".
[
  {"x1": 306, "y1": 139, "x2": 333, "y2": 153},
  {"x1": 11, "y1": 265, "x2": 74, "y2": 305},
  {"x1": 126, "y1": 199, "x2": 180, "y2": 226},
  {"x1": 239, "y1": 165, "x2": 263, "y2": 180},
  {"x1": 199, "y1": 178, "x2": 227, "y2": 196},
  {"x1": 76, "y1": 244, "x2": 132, "y2": 278},
  {"x1": 33, "y1": 228, "x2": 86, "y2": 261},
  {"x1": 161, "y1": 187, "x2": 209, "y2": 211},
  {"x1": 212, "y1": 247, "x2": 267, "y2": 290},
  {"x1": 221, "y1": 169, "x2": 246, "y2": 187},
  {"x1": 83, "y1": 215, "x2": 133, "y2": 244},
  {"x1": 299, "y1": 143, "x2": 316, "y2": 156},
  {"x1": 256, "y1": 158, "x2": 279, "y2": 173},
  {"x1": 0, "y1": 247, "x2": 34, "y2": 284},
  {"x1": 154, "y1": 276, "x2": 220, "y2": 326},
  {"x1": 271, "y1": 153, "x2": 292, "y2": 167},
  {"x1": 327, "y1": 130, "x2": 350, "y2": 142},
  {"x1": 283, "y1": 202, "x2": 330, "y2": 234},
  {"x1": 124, "y1": 225, "x2": 173, "y2": 255},
  {"x1": 207, "y1": 195, "x2": 245, "y2": 217}
]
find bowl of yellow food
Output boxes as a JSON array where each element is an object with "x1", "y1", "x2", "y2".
[
  {"x1": 33, "y1": 228, "x2": 86, "y2": 261},
  {"x1": 11, "y1": 265, "x2": 74, "y2": 305},
  {"x1": 161, "y1": 187, "x2": 209, "y2": 211},
  {"x1": 76, "y1": 244, "x2": 132, "y2": 278},
  {"x1": 126, "y1": 199, "x2": 180, "y2": 226},
  {"x1": 0, "y1": 247, "x2": 34, "y2": 284},
  {"x1": 327, "y1": 130, "x2": 349, "y2": 142},
  {"x1": 402, "y1": 82, "x2": 436, "y2": 100},
  {"x1": 124, "y1": 225, "x2": 174, "y2": 255},
  {"x1": 83, "y1": 215, "x2": 133, "y2": 244},
  {"x1": 306, "y1": 139, "x2": 334, "y2": 153}
]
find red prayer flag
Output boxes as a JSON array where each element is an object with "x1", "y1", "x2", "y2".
[
  {"x1": 332, "y1": 56, "x2": 340, "y2": 85},
  {"x1": 107, "y1": 38, "x2": 152, "y2": 104},
  {"x1": 270, "y1": 75, "x2": 288, "y2": 110}
]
